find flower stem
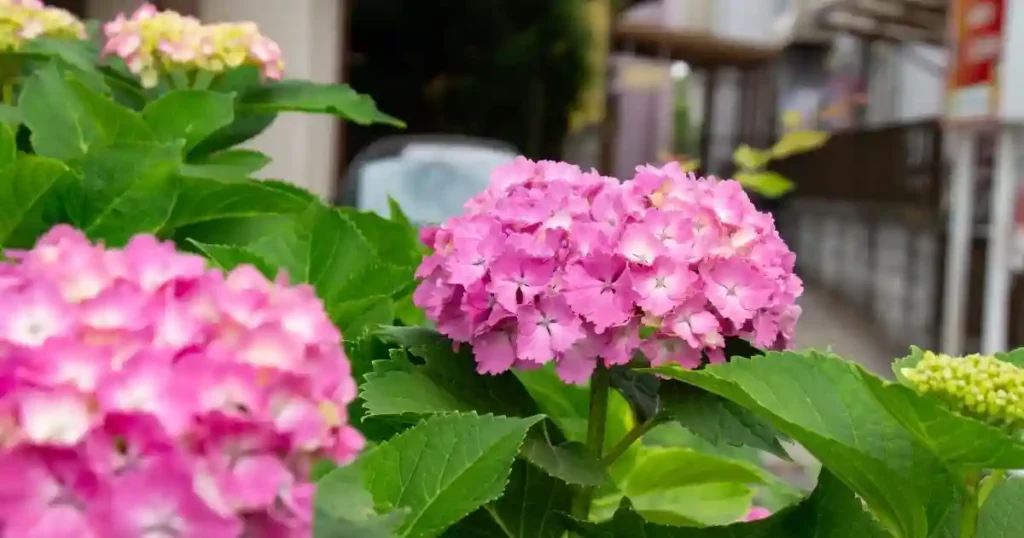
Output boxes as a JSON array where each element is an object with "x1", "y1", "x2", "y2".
[
  {"x1": 959, "y1": 470, "x2": 983, "y2": 538},
  {"x1": 570, "y1": 363, "x2": 610, "y2": 524},
  {"x1": 978, "y1": 470, "x2": 1006, "y2": 506},
  {"x1": 2, "y1": 83, "x2": 12, "y2": 105},
  {"x1": 602, "y1": 416, "x2": 657, "y2": 466}
]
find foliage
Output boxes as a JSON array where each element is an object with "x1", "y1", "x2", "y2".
[
  {"x1": 731, "y1": 127, "x2": 829, "y2": 199},
  {"x1": 2, "y1": 6, "x2": 1024, "y2": 538},
  {"x1": 347, "y1": 0, "x2": 590, "y2": 159}
]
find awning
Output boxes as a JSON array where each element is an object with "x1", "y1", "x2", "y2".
[
  {"x1": 612, "y1": 21, "x2": 782, "y2": 68},
  {"x1": 815, "y1": 0, "x2": 948, "y2": 44}
]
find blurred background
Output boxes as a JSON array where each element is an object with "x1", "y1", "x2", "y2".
[{"x1": 63, "y1": 0, "x2": 1008, "y2": 378}]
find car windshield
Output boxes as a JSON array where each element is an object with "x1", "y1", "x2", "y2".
[{"x1": 354, "y1": 142, "x2": 517, "y2": 227}]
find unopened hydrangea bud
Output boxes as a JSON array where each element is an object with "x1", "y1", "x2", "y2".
[
  {"x1": 902, "y1": 351, "x2": 1024, "y2": 429},
  {"x1": 0, "y1": 0, "x2": 86, "y2": 52},
  {"x1": 102, "y1": 3, "x2": 284, "y2": 88}
]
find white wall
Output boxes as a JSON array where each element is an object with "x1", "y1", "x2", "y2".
[
  {"x1": 865, "y1": 42, "x2": 946, "y2": 124},
  {"x1": 200, "y1": 0, "x2": 342, "y2": 200},
  {"x1": 711, "y1": 0, "x2": 785, "y2": 44}
]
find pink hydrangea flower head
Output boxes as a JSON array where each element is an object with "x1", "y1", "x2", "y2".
[
  {"x1": 414, "y1": 158, "x2": 802, "y2": 383},
  {"x1": 101, "y1": 4, "x2": 284, "y2": 88},
  {"x1": 0, "y1": 225, "x2": 363, "y2": 535},
  {"x1": 0, "y1": 0, "x2": 86, "y2": 52}
]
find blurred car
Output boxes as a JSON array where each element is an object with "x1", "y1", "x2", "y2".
[{"x1": 337, "y1": 135, "x2": 519, "y2": 226}]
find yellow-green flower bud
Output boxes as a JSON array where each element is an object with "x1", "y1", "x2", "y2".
[{"x1": 901, "y1": 351, "x2": 1024, "y2": 430}]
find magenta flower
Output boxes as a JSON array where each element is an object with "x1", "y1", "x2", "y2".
[
  {"x1": 0, "y1": 225, "x2": 362, "y2": 536},
  {"x1": 743, "y1": 506, "x2": 772, "y2": 521},
  {"x1": 414, "y1": 158, "x2": 802, "y2": 383}
]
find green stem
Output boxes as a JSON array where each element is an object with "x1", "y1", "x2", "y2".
[
  {"x1": 602, "y1": 416, "x2": 657, "y2": 466},
  {"x1": 191, "y1": 70, "x2": 214, "y2": 90},
  {"x1": 2, "y1": 83, "x2": 12, "y2": 105},
  {"x1": 570, "y1": 363, "x2": 610, "y2": 525},
  {"x1": 169, "y1": 70, "x2": 190, "y2": 90},
  {"x1": 959, "y1": 470, "x2": 983, "y2": 538},
  {"x1": 978, "y1": 470, "x2": 1007, "y2": 506}
]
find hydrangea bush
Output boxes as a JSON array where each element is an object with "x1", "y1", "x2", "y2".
[{"x1": 2, "y1": 3, "x2": 1024, "y2": 538}]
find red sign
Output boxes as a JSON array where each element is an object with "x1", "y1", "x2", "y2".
[{"x1": 949, "y1": 0, "x2": 1006, "y2": 90}]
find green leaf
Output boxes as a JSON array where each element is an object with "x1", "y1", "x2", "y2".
[
  {"x1": 190, "y1": 148, "x2": 271, "y2": 177},
  {"x1": 190, "y1": 111, "x2": 278, "y2": 156},
  {"x1": 363, "y1": 412, "x2": 544, "y2": 538},
  {"x1": 20, "y1": 65, "x2": 155, "y2": 160},
  {"x1": 770, "y1": 130, "x2": 830, "y2": 159},
  {"x1": 20, "y1": 37, "x2": 109, "y2": 93},
  {"x1": 360, "y1": 369, "x2": 472, "y2": 417},
  {"x1": 331, "y1": 295, "x2": 397, "y2": 334},
  {"x1": 0, "y1": 123, "x2": 16, "y2": 168},
  {"x1": 245, "y1": 203, "x2": 383, "y2": 303},
  {"x1": 866, "y1": 376, "x2": 1024, "y2": 470},
  {"x1": 165, "y1": 175, "x2": 313, "y2": 232},
  {"x1": 518, "y1": 435, "x2": 608, "y2": 487},
  {"x1": 650, "y1": 352, "x2": 960, "y2": 538},
  {"x1": 188, "y1": 240, "x2": 277, "y2": 279},
  {"x1": 67, "y1": 142, "x2": 181, "y2": 245},
  {"x1": 0, "y1": 104, "x2": 23, "y2": 126},
  {"x1": 330, "y1": 260, "x2": 416, "y2": 304},
  {"x1": 977, "y1": 476, "x2": 1024, "y2": 537},
  {"x1": 0, "y1": 155, "x2": 71, "y2": 248},
  {"x1": 142, "y1": 90, "x2": 235, "y2": 152},
  {"x1": 514, "y1": 364, "x2": 636, "y2": 462},
  {"x1": 732, "y1": 144, "x2": 772, "y2": 171},
  {"x1": 22, "y1": 37, "x2": 102, "y2": 77},
  {"x1": 343, "y1": 299, "x2": 398, "y2": 338},
  {"x1": 438, "y1": 510, "x2": 507, "y2": 538},
  {"x1": 734, "y1": 171, "x2": 795, "y2": 199},
  {"x1": 239, "y1": 80, "x2": 405, "y2": 127},
  {"x1": 893, "y1": 346, "x2": 927, "y2": 384},
  {"x1": 621, "y1": 446, "x2": 765, "y2": 526},
  {"x1": 315, "y1": 463, "x2": 407, "y2": 538},
  {"x1": 661, "y1": 381, "x2": 788, "y2": 460},
  {"x1": 388, "y1": 196, "x2": 416, "y2": 231},
  {"x1": 483, "y1": 460, "x2": 571, "y2": 538},
  {"x1": 374, "y1": 326, "x2": 540, "y2": 418},
  {"x1": 608, "y1": 367, "x2": 660, "y2": 422},
  {"x1": 566, "y1": 470, "x2": 888, "y2": 538},
  {"x1": 341, "y1": 208, "x2": 424, "y2": 268},
  {"x1": 995, "y1": 347, "x2": 1024, "y2": 368}
]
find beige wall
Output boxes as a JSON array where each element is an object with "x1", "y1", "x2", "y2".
[
  {"x1": 87, "y1": 0, "x2": 344, "y2": 200},
  {"x1": 201, "y1": 0, "x2": 342, "y2": 200}
]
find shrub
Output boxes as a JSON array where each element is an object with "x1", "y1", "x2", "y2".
[{"x1": 0, "y1": 3, "x2": 1022, "y2": 538}]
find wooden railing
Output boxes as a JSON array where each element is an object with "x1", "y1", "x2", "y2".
[
  {"x1": 772, "y1": 120, "x2": 952, "y2": 352},
  {"x1": 773, "y1": 120, "x2": 1024, "y2": 353}
]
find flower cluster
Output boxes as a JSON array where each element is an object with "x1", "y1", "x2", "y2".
[
  {"x1": 102, "y1": 3, "x2": 283, "y2": 88},
  {"x1": 902, "y1": 351, "x2": 1024, "y2": 429},
  {"x1": 0, "y1": 226, "x2": 362, "y2": 536},
  {"x1": 414, "y1": 158, "x2": 802, "y2": 383},
  {"x1": 0, "y1": 0, "x2": 86, "y2": 53},
  {"x1": 743, "y1": 507, "x2": 772, "y2": 521}
]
